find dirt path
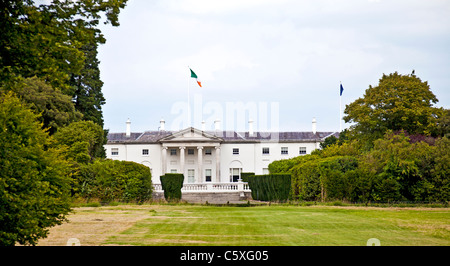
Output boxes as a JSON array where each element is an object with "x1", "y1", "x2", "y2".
[{"x1": 38, "y1": 205, "x2": 157, "y2": 246}]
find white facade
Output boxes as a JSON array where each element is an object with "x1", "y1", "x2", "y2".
[{"x1": 105, "y1": 122, "x2": 338, "y2": 186}]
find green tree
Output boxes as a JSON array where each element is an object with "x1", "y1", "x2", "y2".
[
  {"x1": 357, "y1": 132, "x2": 449, "y2": 202},
  {"x1": 0, "y1": 0, "x2": 127, "y2": 124},
  {"x1": 320, "y1": 129, "x2": 350, "y2": 149},
  {"x1": 358, "y1": 133, "x2": 416, "y2": 201},
  {"x1": 411, "y1": 137, "x2": 450, "y2": 202},
  {"x1": 0, "y1": 0, "x2": 84, "y2": 94},
  {"x1": 0, "y1": 92, "x2": 72, "y2": 246},
  {"x1": 343, "y1": 72, "x2": 444, "y2": 144},
  {"x1": 7, "y1": 77, "x2": 83, "y2": 135},
  {"x1": 428, "y1": 137, "x2": 450, "y2": 202},
  {"x1": 320, "y1": 135, "x2": 338, "y2": 150},
  {"x1": 70, "y1": 43, "x2": 105, "y2": 127},
  {"x1": 53, "y1": 120, "x2": 106, "y2": 164},
  {"x1": 434, "y1": 108, "x2": 450, "y2": 138}
]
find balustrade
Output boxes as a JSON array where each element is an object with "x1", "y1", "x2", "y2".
[{"x1": 153, "y1": 181, "x2": 250, "y2": 193}]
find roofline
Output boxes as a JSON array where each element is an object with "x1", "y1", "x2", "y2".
[
  {"x1": 106, "y1": 138, "x2": 328, "y2": 145},
  {"x1": 106, "y1": 128, "x2": 338, "y2": 144}
]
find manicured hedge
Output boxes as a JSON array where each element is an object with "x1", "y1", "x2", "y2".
[
  {"x1": 248, "y1": 174, "x2": 291, "y2": 202},
  {"x1": 160, "y1": 173, "x2": 184, "y2": 201},
  {"x1": 240, "y1": 172, "x2": 255, "y2": 182}
]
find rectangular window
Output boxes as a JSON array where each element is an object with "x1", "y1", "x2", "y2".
[
  {"x1": 188, "y1": 169, "x2": 195, "y2": 183},
  {"x1": 111, "y1": 148, "x2": 119, "y2": 156},
  {"x1": 230, "y1": 168, "x2": 241, "y2": 182},
  {"x1": 299, "y1": 147, "x2": 307, "y2": 155},
  {"x1": 188, "y1": 148, "x2": 194, "y2": 155},
  {"x1": 205, "y1": 169, "x2": 212, "y2": 182},
  {"x1": 233, "y1": 148, "x2": 239, "y2": 155},
  {"x1": 205, "y1": 148, "x2": 212, "y2": 155},
  {"x1": 170, "y1": 169, "x2": 177, "y2": 173},
  {"x1": 263, "y1": 168, "x2": 269, "y2": 175},
  {"x1": 142, "y1": 149, "x2": 149, "y2": 155},
  {"x1": 281, "y1": 147, "x2": 288, "y2": 155},
  {"x1": 262, "y1": 147, "x2": 270, "y2": 155},
  {"x1": 170, "y1": 149, "x2": 177, "y2": 156}
]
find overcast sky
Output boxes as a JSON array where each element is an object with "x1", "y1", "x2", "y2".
[{"x1": 97, "y1": 0, "x2": 450, "y2": 133}]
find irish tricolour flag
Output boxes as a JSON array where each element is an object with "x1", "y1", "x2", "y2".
[{"x1": 190, "y1": 68, "x2": 202, "y2": 87}]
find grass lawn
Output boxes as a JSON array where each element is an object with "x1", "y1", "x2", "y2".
[{"x1": 39, "y1": 204, "x2": 450, "y2": 246}]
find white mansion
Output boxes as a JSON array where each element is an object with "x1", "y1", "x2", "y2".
[{"x1": 105, "y1": 118, "x2": 338, "y2": 188}]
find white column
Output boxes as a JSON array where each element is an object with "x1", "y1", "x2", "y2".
[
  {"x1": 215, "y1": 146, "x2": 221, "y2": 182},
  {"x1": 238, "y1": 179, "x2": 245, "y2": 198},
  {"x1": 179, "y1": 146, "x2": 185, "y2": 176},
  {"x1": 161, "y1": 147, "x2": 168, "y2": 175},
  {"x1": 197, "y1": 146, "x2": 203, "y2": 183}
]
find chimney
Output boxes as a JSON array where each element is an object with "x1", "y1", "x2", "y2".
[
  {"x1": 248, "y1": 119, "x2": 254, "y2": 136},
  {"x1": 201, "y1": 120, "x2": 206, "y2": 131},
  {"x1": 159, "y1": 118, "x2": 165, "y2": 131},
  {"x1": 214, "y1": 118, "x2": 221, "y2": 131},
  {"x1": 312, "y1": 117, "x2": 317, "y2": 134},
  {"x1": 126, "y1": 118, "x2": 131, "y2": 137}
]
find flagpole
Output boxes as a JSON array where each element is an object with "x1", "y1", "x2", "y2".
[
  {"x1": 187, "y1": 66, "x2": 191, "y2": 127},
  {"x1": 339, "y1": 81, "x2": 342, "y2": 132},
  {"x1": 339, "y1": 93, "x2": 342, "y2": 132}
]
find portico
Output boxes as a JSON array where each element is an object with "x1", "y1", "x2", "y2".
[{"x1": 159, "y1": 127, "x2": 223, "y2": 184}]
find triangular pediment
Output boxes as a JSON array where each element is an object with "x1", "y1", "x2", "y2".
[{"x1": 158, "y1": 127, "x2": 223, "y2": 143}]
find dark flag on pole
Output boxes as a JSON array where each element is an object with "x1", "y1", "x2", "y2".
[{"x1": 339, "y1": 83, "x2": 344, "y2": 131}]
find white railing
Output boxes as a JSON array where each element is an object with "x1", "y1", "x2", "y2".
[
  {"x1": 183, "y1": 183, "x2": 208, "y2": 191},
  {"x1": 153, "y1": 181, "x2": 250, "y2": 193},
  {"x1": 153, "y1": 183, "x2": 163, "y2": 191}
]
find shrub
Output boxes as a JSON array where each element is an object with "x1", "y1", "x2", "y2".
[
  {"x1": 76, "y1": 159, "x2": 152, "y2": 203},
  {"x1": 248, "y1": 174, "x2": 291, "y2": 202},
  {"x1": 160, "y1": 173, "x2": 184, "y2": 201},
  {"x1": 240, "y1": 172, "x2": 254, "y2": 182}
]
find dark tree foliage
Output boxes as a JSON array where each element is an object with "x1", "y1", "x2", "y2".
[
  {"x1": 0, "y1": 0, "x2": 128, "y2": 126},
  {"x1": 248, "y1": 174, "x2": 291, "y2": 202},
  {"x1": 240, "y1": 172, "x2": 255, "y2": 182},
  {"x1": 8, "y1": 77, "x2": 83, "y2": 135},
  {"x1": 70, "y1": 43, "x2": 106, "y2": 127}
]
